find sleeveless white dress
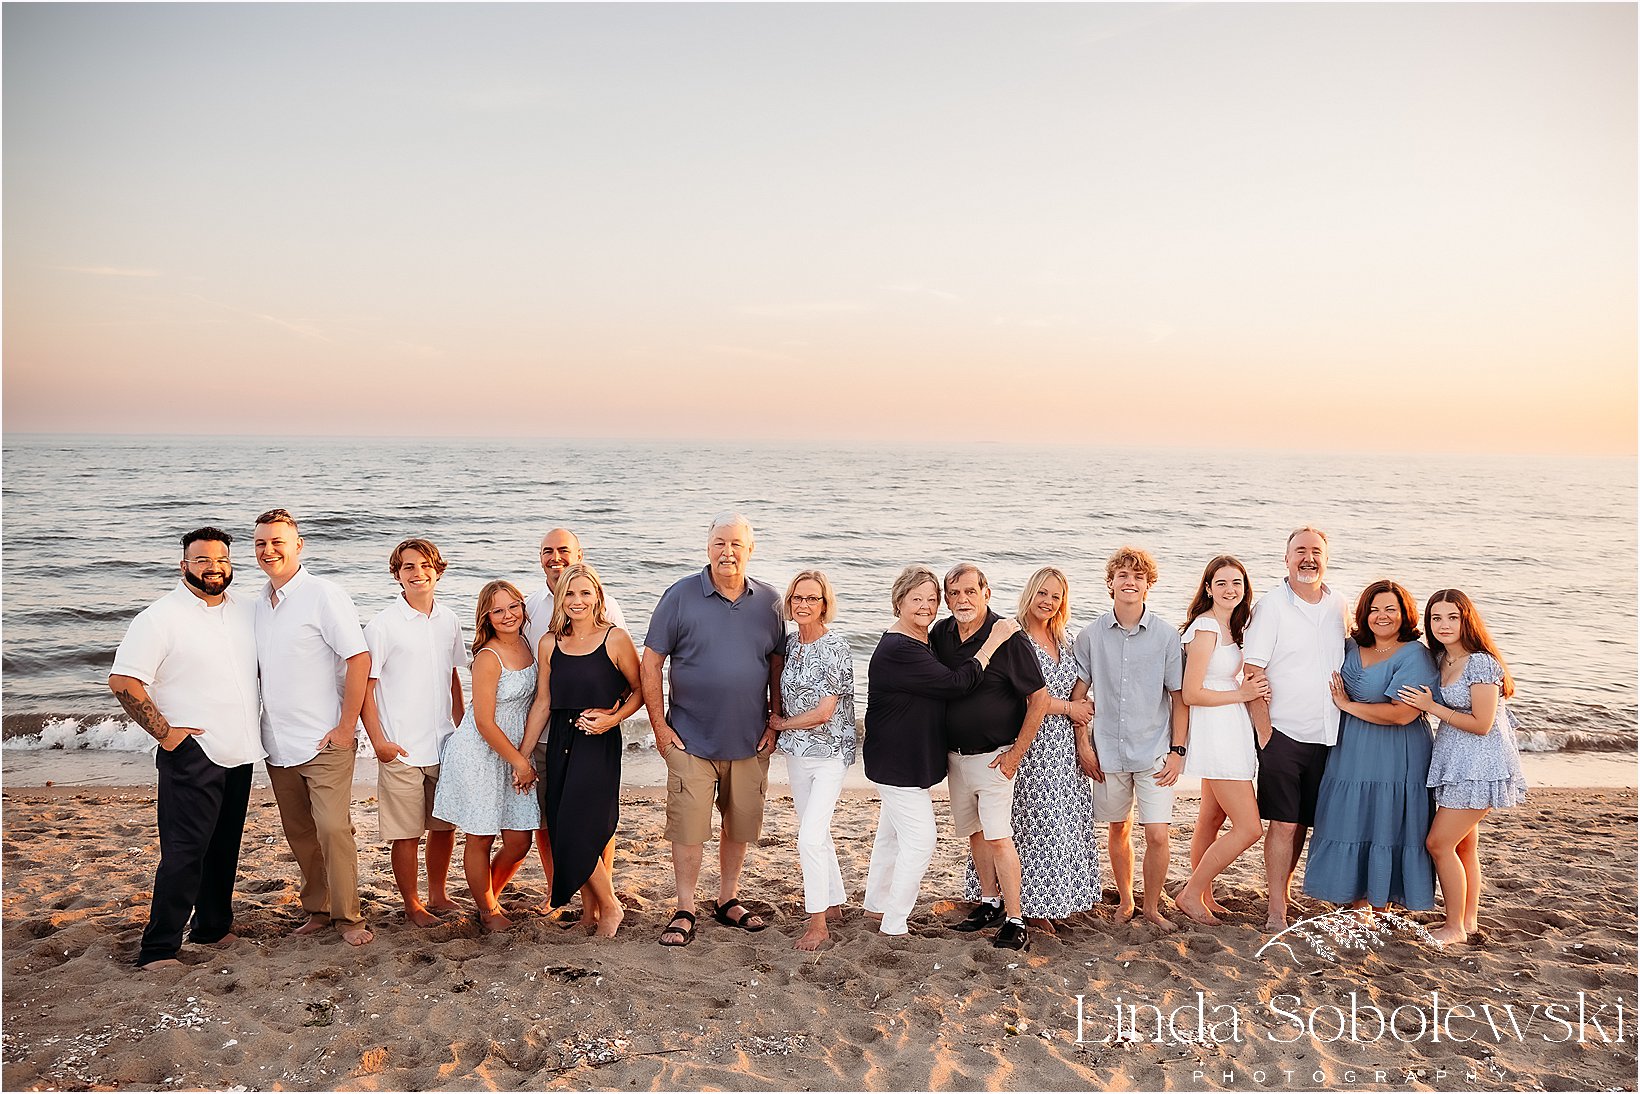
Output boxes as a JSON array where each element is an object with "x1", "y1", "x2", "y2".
[{"x1": 1181, "y1": 617, "x2": 1258, "y2": 780}]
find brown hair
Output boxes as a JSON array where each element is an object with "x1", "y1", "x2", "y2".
[
  {"x1": 549, "y1": 563, "x2": 610, "y2": 636},
  {"x1": 785, "y1": 569, "x2": 837, "y2": 624},
  {"x1": 1104, "y1": 546, "x2": 1159, "y2": 585},
  {"x1": 388, "y1": 537, "x2": 448, "y2": 578},
  {"x1": 1181, "y1": 555, "x2": 1253, "y2": 647},
  {"x1": 254, "y1": 508, "x2": 298, "y2": 532},
  {"x1": 1423, "y1": 589, "x2": 1515, "y2": 698},
  {"x1": 1015, "y1": 567, "x2": 1070, "y2": 647},
  {"x1": 1352, "y1": 580, "x2": 1421, "y2": 647},
  {"x1": 472, "y1": 579, "x2": 527, "y2": 656}
]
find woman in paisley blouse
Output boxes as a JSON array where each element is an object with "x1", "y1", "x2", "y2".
[{"x1": 768, "y1": 570, "x2": 857, "y2": 950}]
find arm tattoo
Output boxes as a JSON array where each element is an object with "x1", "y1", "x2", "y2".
[{"x1": 114, "y1": 687, "x2": 173, "y2": 742}]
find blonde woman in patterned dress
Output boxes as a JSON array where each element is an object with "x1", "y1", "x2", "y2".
[
  {"x1": 1007, "y1": 567, "x2": 1101, "y2": 931},
  {"x1": 768, "y1": 570, "x2": 856, "y2": 950}
]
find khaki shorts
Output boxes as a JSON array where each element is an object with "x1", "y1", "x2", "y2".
[
  {"x1": 377, "y1": 759, "x2": 455, "y2": 842},
  {"x1": 947, "y1": 747, "x2": 1016, "y2": 840},
  {"x1": 1092, "y1": 763, "x2": 1177, "y2": 826},
  {"x1": 662, "y1": 746, "x2": 769, "y2": 845}
]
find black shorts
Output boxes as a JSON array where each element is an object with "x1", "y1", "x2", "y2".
[{"x1": 1256, "y1": 729, "x2": 1330, "y2": 827}]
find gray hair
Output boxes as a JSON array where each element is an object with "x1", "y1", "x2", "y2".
[
  {"x1": 707, "y1": 510, "x2": 755, "y2": 545},
  {"x1": 1286, "y1": 525, "x2": 1329, "y2": 548}
]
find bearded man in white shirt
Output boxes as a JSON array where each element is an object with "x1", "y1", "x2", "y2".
[
  {"x1": 1241, "y1": 526, "x2": 1348, "y2": 931},
  {"x1": 253, "y1": 508, "x2": 374, "y2": 946},
  {"x1": 110, "y1": 526, "x2": 263, "y2": 969}
]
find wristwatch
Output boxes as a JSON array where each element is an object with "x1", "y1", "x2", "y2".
[{"x1": 1168, "y1": 744, "x2": 1187, "y2": 757}]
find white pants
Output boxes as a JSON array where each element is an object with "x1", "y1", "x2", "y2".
[
  {"x1": 787, "y1": 755, "x2": 848, "y2": 914},
  {"x1": 862, "y1": 782, "x2": 937, "y2": 935}
]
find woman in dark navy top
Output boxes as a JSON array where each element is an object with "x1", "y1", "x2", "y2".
[{"x1": 861, "y1": 565, "x2": 1018, "y2": 935}]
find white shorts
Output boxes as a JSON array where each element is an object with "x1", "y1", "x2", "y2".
[
  {"x1": 1093, "y1": 763, "x2": 1176, "y2": 826},
  {"x1": 947, "y1": 747, "x2": 1016, "y2": 840}
]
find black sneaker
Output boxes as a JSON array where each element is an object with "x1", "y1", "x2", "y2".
[
  {"x1": 951, "y1": 901, "x2": 1006, "y2": 933},
  {"x1": 992, "y1": 918, "x2": 1030, "y2": 951}
]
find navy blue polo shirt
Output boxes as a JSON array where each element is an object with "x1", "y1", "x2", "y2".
[{"x1": 645, "y1": 566, "x2": 785, "y2": 761}]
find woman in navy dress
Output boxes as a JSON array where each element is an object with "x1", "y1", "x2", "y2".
[
  {"x1": 524, "y1": 563, "x2": 642, "y2": 938},
  {"x1": 1396, "y1": 590, "x2": 1528, "y2": 946},
  {"x1": 1303, "y1": 580, "x2": 1439, "y2": 911}
]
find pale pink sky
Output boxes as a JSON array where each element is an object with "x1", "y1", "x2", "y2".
[{"x1": 5, "y1": 4, "x2": 1634, "y2": 453}]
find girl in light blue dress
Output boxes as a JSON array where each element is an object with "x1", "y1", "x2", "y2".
[
  {"x1": 433, "y1": 580, "x2": 543, "y2": 932},
  {"x1": 1396, "y1": 589, "x2": 1528, "y2": 947}
]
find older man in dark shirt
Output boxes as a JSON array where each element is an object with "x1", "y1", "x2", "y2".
[
  {"x1": 641, "y1": 512, "x2": 785, "y2": 947},
  {"x1": 931, "y1": 564, "x2": 1049, "y2": 952}
]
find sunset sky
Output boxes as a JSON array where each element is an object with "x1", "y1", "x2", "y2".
[{"x1": 4, "y1": 3, "x2": 1634, "y2": 454}]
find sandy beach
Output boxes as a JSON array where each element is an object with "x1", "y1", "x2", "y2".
[{"x1": 2, "y1": 753, "x2": 1635, "y2": 1092}]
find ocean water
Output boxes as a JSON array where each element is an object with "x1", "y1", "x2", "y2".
[{"x1": 2, "y1": 436, "x2": 1633, "y2": 755}]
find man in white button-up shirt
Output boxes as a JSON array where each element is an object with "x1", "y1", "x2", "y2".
[
  {"x1": 110, "y1": 527, "x2": 262, "y2": 969},
  {"x1": 252, "y1": 509, "x2": 374, "y2": 946},
  {"x1": 1241, "y1": 526, "x2": 1348, "y2": 931}
]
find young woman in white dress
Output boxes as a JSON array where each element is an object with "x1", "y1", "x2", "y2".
[{"x1": 1174, "y1": 556, "x2": 1270, "y2": 925}]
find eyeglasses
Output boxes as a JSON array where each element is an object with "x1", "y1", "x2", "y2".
[
  {"x1": 487, "y1": 601, "x2": 524, "y2": 617},
  {"x1": 790, "y1": 595, "x2": 825, "y2": 606}
]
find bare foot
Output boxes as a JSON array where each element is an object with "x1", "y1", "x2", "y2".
[
  {"x1": 479, "y1": 909, "x2": 514, "y2": 933},
  {"x1": 795, "y1": 913, "x2": 829, "y2": 951},
  {"x1": 292, "y1": 915, "x2": 329, "y2": 936},
  {"x1": 1264, "y1": 913, "x2": 1288, "y2": 932},
  {"x1": 593, "y1": 905, "x2": 624, "y2": 939},
  {"x1": 205, "y1": 932, "x2": 240, "y2": 947},
  {"x1": 1463, "y1": 918, "x2": 1480, "y2": 935},
  {"x1": 1115, "y1": 900, "x2": 1137, "y2": 924},
  {"x1": 341, "y1": 925, "x2": 374, "y2": 946},
  {"x1": 826, "y1": 905, "x2": 844, "y2": 923},
  {"x1": 405, "y1": 904, "x2": 440, "y2": 928},
  {"x1": 1025, "y1": 918, "x2": 1058, "y2": 936},
  {"x1": 1429, "y1": 923, "x2": 1467, "y2": 947},
  {"x1": 426, "y1": 897, "x2": 460, "y2": 915},
  {"x1": 864, "y1": 910, "x2": 884, "y2": 922},
  {"x1": 138, "y1": 958, "x2": 184, "y2": 970},
  {"x1": 1142, "y1": 907, "x2": 1177, "y2": 932},
  {"x1": 1205, "y1": 892, "x2": 1230, "y2": 916},
  {"x1": 1175, "y1": 888, "x2": 1222, "y2": 926}
]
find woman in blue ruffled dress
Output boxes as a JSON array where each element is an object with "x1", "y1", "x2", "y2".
[
  {"x1": 1303, "y1": 580, "x2": 1439, "y2": 912},
  {"x1": 1396, "y1": 589, "x2": 1528, "y2": 947}
]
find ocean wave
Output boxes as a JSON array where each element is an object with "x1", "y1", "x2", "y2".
[{"x1": 3, "y1": 717, "x2": 158, "y2": 752}]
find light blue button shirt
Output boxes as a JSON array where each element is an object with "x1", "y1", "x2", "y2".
[{"x1": 1071, "y1": 606, "x2": 1183, "y2": 773}]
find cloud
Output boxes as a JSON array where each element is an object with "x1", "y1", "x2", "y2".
[
  {"x1": 703, "y1": 343, "x2": 800, "y2": 365},
  {"x1": 52, "y1": 265, "x2": 161, "y2": 278},
  {"x1": 880, "y1": 283, "x2": 962, "y2": 302},
  {"x1": 735, "y1": 300, "x2": 870, "y2": 319},
  {"x1": 184, "y1": 293, "x2": 335, "y2": 345}
]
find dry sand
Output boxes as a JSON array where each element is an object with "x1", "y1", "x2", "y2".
[{"x1": 3, "y1": 766, "x2": 1635, "y2": 1092}]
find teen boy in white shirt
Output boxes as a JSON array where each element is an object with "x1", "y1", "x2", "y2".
[
  {"x1": 361, "y1": 537, "x2": 468, "y2": 927},
  {"x1": 253, "y1": 508, "x2": 374, "y2": 946}
]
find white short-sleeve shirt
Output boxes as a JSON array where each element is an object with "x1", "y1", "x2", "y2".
[
  {"x1": 364, "y1": 596, "x2": 469, "y2": 767},
  {"x1": 110, "y1": 583, "x2": 264, "y2": 769},
  {"x1": 523, "y1": 583, "x2": 628, "y2": 659},
  {"x1": 1241, "y1": 579, "x2": 1348, "y2": 746},
  {"x1": 255, "y1": 567, "x2": 370, "y2": 767}
]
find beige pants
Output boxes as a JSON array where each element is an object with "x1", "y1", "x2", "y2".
[{"x1": 267, "y1": 746, "x2": 364, "y2": 929}]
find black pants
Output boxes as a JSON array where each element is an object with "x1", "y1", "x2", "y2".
[{"x1": 137, "y1": 738, "x2": 252, "y2": 966}]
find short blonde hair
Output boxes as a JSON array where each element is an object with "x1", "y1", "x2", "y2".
[
  {"x1": 784, "y1": 569, "x2": 837, "y2": 624},
  {"x1": 1016, "y1": 566, "x2": 1071, "y2": 646},
  {"x1": 1105, "y1": 546, "x2": 1159, "y2": 585},
  {"x1": 890, "y1": 565, "x2": 940, "y2": 614}
]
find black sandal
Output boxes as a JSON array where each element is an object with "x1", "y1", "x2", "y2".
[
  {"x1": 658, "y1": 909, "x2": 697, "y2": 947},
  {"x1": 712, "y1": 898, "x2": 768, "y2": 932}
]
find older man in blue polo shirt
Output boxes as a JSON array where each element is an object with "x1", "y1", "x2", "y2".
[{"x1": 642, "y1": 512, "x2": 786, "y2": 947}]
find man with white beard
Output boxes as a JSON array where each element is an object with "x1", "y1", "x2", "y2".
[{"x1": 1241, "y1": 526, "x2": 1348, "y2": 931}]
